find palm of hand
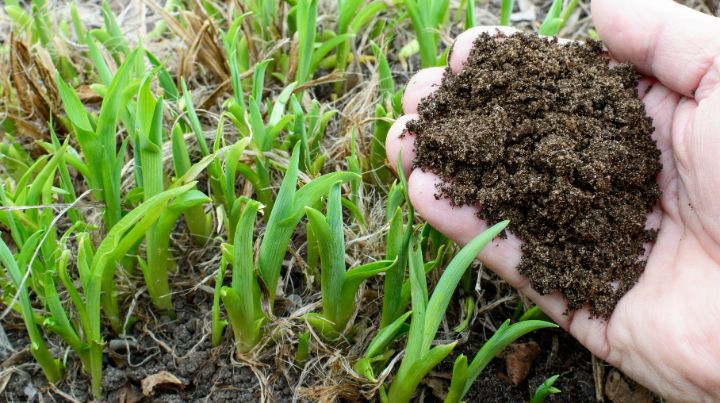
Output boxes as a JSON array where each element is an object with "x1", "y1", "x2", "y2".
[{"x1": 386, "y1": 0, "x2": 720, "y2": 400}]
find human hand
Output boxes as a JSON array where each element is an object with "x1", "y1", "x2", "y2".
[{"x1": 385, "y1": 0, "x2": 720, "y2": 400}]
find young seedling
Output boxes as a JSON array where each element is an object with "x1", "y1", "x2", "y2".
[
  {"x1": 403, "y1": 0, "x2": 451, "y2": 67},
  {"x1": 380, "y1": 158, "x2": 449, "y2": 329},
  {"x1": 83, "y1": 183, "x2": 199, "y2": 397},
  {"x1": 531, "y1": 374, "x2": 562, "y2": 403},
  {"x1": 386, "y1": 220, "x2": 509, "y2": 403},
  {"x1": 296, "y1": 330, "x2": 311, "y2": 365},
  {"x1": 0, "y1": 237, "x2": 64, "y2": 384},
  {"x1": 355, "y1": 311, "x2": 411, "y2": 383},
  {"x1": 305, "y1": 183, "x2": 394, "y2": 339},
  {"x1": 538, "y1": 0, "x2": 579, "y2": 36},
  {"x1": 56, "y1": 48, "x2": 141, "y2": 231},
  {"x1": 500, "y1": 0, "x2": 515, "y2": 26},
  {"x1": 212, "y1": 144, "x2": 357, "y2": 354},
  {"x1": 332, "y1": 0, "x2": 388, "y2": 93},
  {"x1": 294, "y1": 0, "x2": 353, "y2": 85},
  {"x1": 220, "y1": 199, "x2": 265, "y2": 354},
  {"x1": 170, "y1": 126, "x2": 213, "y2": 245},
  {"x1": 444, "y1": 318, "x2": 558, "y2": 402},
  {"x1": 257, "y1": 144, "x2": 357, "y2": 309}
]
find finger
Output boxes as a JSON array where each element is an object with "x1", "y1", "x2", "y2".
[
  {"x1": 402, "y1": 67, "x2": 444, "y2": 114},
  {"x1": 385, "y1": 114, "x2": 418, "y2": 177},
  {"x1": 449, "y1": 26, "x2": 522, "y2": 73},
  {"x1": 592, "y1": 0, "x2": 720, "y2": 98}
]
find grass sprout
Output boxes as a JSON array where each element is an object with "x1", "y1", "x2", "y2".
[
  {"x1": 0, "y1": 237, "x2": 64, "y2": 384},
  {"x1": 403, "y1": 0, "x2": 450, "y2": 67},
  {"x1": 305, "y1": 183, "x2": 395, "y2": 339},
  {"x1": 386, "y1": 220, "x2": 509, "y2": 403},
  {"x1": 444, "y1": 318, "x2": 558, "y2": 402},
  {"x1": 539, "y1": 0, "x2": 579, "y2": 36},
  {"x1": 531, "y1": 374, "x2": 562, "y2": 403},
  {"x1": 212, "y1": 144, "x2": 357, "y2": 354},
  {"x1": 500, "y1": 0, "x2": 515, "y2": 26}
]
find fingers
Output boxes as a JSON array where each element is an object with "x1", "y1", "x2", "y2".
[
  {"x1": 385, "y1": 114, "x2": 417, "y2": 177},
  {"x1": 592, "y1": 0, "x2": 720, "y2": 98},
  {"x1": 449, "y1": 26, "x2": 522, "y2": 73},
  {"x1": 406, "y1": 170, "x2": 523, "y2": 281},
  {"x1": 402, "y1": 67, "x2": 444, "y2": 114}
]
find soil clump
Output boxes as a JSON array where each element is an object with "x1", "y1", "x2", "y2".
[{"x1": 409, "y1": 32, "x2": 661, "y2": 317}]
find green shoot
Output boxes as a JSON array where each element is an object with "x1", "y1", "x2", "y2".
[
  {"x1": 85, "y1": 183, "x2": 198, "y2": 397},
  {"x1": 380, "y1": 157, "x2": 414, "y2": 328},
  {"x1": 171, "y1": 126, "x2": 213, "y2": 245},
  {"x1": 221, "y1": 199, "x2": 265, "y2": 354},
  {"x1": 518, "y1": 305, "x2": 553, "y2": 322},
  {"x1": 296, "y1": 330, "x2": 311, "y2": 364},
  {"x1": 138, "y1": 75, "x2": 212, "y2": 314},
  {"x1": 0, "y1": 237, "x2": 64, "y2": 384},
  {"x1": 56, "y1": 49, "x2": 141, "y2": 230},
  {"x1": 531, "y1": 374, "x2": 562, "y2": 403},
  {"x1": 386, "y1": 221, "x2": 509, "y2": 403},
  {"x1": 305, "y1": 183, "x2": 394, "y2": 339},
  {"x1": 333, "y1": 0, "x2": 388, "y2": 93},
  {"x1": 403, "y1": 0, "x2": 450, "y2": 67},
  {"x1": 295, "y1": 0, "x2": 318, "y2": 84},
  {"x1": 464, "y1": 0, "x2": 476, "y2": 29},
  {"x1": 444, "y1": 319, "x2": 558, "y2": 403},
  {"x1": 500, "y1": 0, "x2": 514, "y2": 26},
  {"x1": 212, "y1": 248, "x2": 229, "y2": 347},
  {"x1": 257, "y1": 143, "x2": 357, "y2": 308},
  {"x1": 355, "y1": 311, "x2": 411, "y2": 382},
  {"x1": 538, "y1": 0, "x2": 579, "y2": 36},
  {"x1": 214, "y1": 144, "x2": 356, "y2": 354}
]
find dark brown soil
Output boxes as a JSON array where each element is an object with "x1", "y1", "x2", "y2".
[
  {"x1": 409, "y1": 33, "x2": 661, "y2": 317},
  {"x1": 0, "y1": 288, "x2": 296, "y2": 402}
]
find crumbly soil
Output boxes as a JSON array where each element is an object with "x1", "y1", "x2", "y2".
[
  {"x1": 0, "y1": 292, "x2": 296, "y2": 403},
  {"x1": 410, "y1": 33, "x2": 661, "y2": 317}
]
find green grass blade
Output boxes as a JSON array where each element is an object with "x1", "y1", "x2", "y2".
[
  {"x1": 404, "y1": 0, "x2": 437, "y2": 67},
  {"x1": 444, "y1": 354, "x2": 469, "y2": 403},
  {"x1": 212, "y1": 255, "x2": 229, "y2": 347},
  {"x1": 465, "y1": 0, "x2": 476, "y2": 29},
  {"x1": 500, "y1": 0, "x2": 514, "y2": 26},
  {"x1": 463, "y1": 319, "x2": 558, "y2": 396},
  {"x1": 0, "y1": 238, "x2": 64, "y2": 383},
  {"x1": 296, "y1": 0, "x2": 318, "y2": 84},
  {"x1": 422, "y1": 221, "x2": 508, "y2": 353},
  {"x1": 258, "y1": 144, "x2": 356, "y2": 306},
  {"x1": 531, "y1": 374, "x2": 562, "y2": 403}
]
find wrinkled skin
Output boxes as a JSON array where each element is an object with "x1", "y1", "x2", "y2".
[{"x1": 386, "y1": 0, "x2": 720, "y2": 401}]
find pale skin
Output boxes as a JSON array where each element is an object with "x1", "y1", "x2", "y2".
[{"x1": 386, "y1": 0, "x2": 720, "y2": 401}]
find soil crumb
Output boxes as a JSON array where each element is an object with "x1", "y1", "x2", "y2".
[{"x1": 410, "y1": 33, "x2": 661, "y2": 317}]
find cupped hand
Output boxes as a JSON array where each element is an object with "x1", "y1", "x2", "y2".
[{"x1": 386, "y1": 0, "x2": 720, "y2": 400}]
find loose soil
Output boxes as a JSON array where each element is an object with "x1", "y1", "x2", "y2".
[{"x1": 409, "y1": 33, "x2": 662, "y2": 317}]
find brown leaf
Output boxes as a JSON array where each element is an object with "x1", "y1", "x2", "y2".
[
  {"x1": 141, "y1": 371, "x2": 185, "y2": 396},
  {"x1": 109, "y1": 384, "x2": 144, "y2": 403},
  {"x1": 8, "y1": 34, "x2": 64, "y2": 142},
  {"x1": 502, "y1": 341, "x2": 541, "y2": 385},
  {"x1": 75, "y1": 85, "x2": 102, "y2": 103},
  {"x1": 423, "y1": 376, "x2": 448, "y2": 400}
]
